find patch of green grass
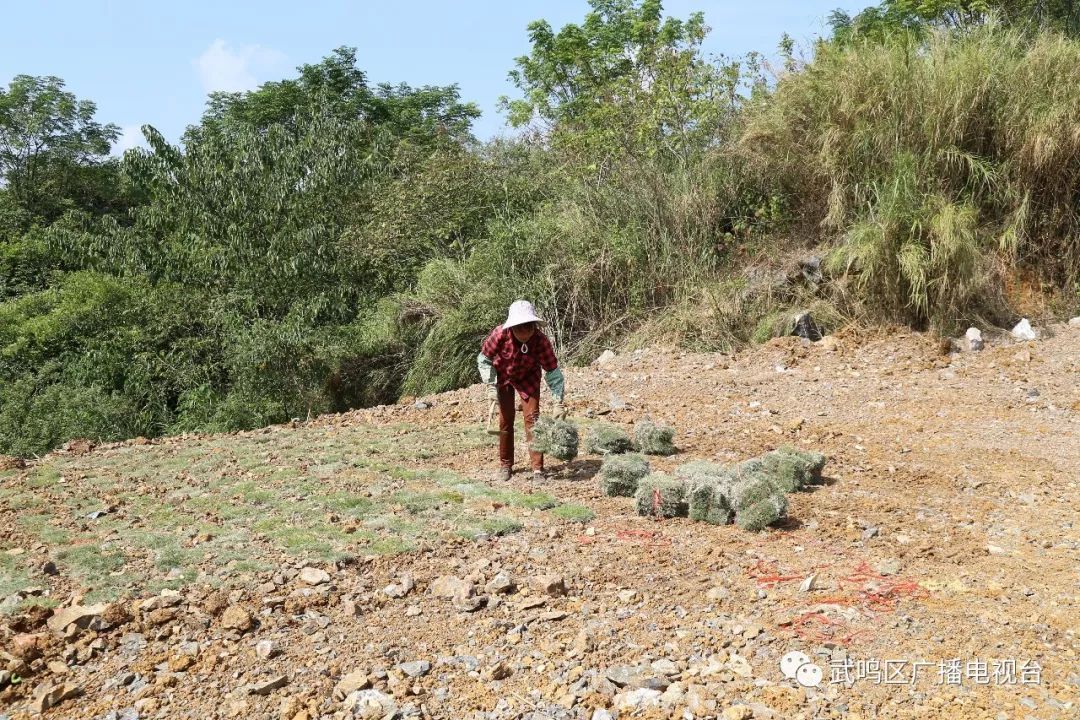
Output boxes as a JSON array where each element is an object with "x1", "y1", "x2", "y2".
[
  {"x1": 455, "y1": 515, "x2": 524, "y2": 540},
  {"x1": 323, "y1": 493, "x2": 377, "y2": 517},
  {"x1": 14, "y1": 596, "x2": 59, "y2": 612},
  {"x1": 56, "y1": 545, "x2": 128, "y2": 577},
  {"x1": 390, "y1": 490, "x2": 448, "y2": 514},
  {"x1": 549, "y1": 503, "x2": 595, "y2": 523},
  {"x1": 492, "y1": 489, "x2": 559, "y2": 510},
  {"x1": 17, "y1": 512, "x2": 72, "y2": 545},
  {"x1": 0, "y1": 554, "x2": 32, "y2": 599},
  {"x1": 1, "y1": 489, "x2": 45, "y2": 512},
  {"x1": 26, "y1": 467, "x2": 61, "y2": 488},
  {"x1": 235, "y1": 482, "x2": 276, "y2": 505},
  {"x1": 364, "y1": 515, "x2": 424, "y2": 537},
  {"x1": 267, "y1": 467, "x2": 303, "y2": 482},
  {"x1": 364, "y1": 536, "x2": 412, "y2": 555}
]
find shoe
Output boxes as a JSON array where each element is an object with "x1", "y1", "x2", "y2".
[
  {"x1": 493, "y1": 467, "x2": 512, "y2": 482},
  {"x1": 531, "y1": 470, "x2": 547, "y2": 480}
]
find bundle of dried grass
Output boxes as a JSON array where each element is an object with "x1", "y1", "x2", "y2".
[
  {"x1": 687, "y1": 479, "x2": 734, "y2": 525},
  {"x1": 599, "y1": 453, "x2": 650, "y2": 497},
  {"x1": 634, "y1": 420, "x2": 677, "y2": 456},
  {"x1": 530, "y1": 417, "x2": 579, "y2": 461},
  {"x1": 633, "y1": 473, "x2": 689, "y2": 518},
  {"x1": 729, "y1": 466, "x2": 788, "y2": 532},
  {"x1": 759, "y1": 447, "x2": 827, "y2": 492},
  {"x1": 735, "y1": 494, "x2": 789, "y2": 532},
  {"x1": 675, "y1": 460, "x2": 731, "y2": 484},
  {"x1": 586, "y1": 423, "x2": 635, "y2": 455}
]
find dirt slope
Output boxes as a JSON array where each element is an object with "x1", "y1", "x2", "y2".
[{"x1": 0, "y1": 326, "x2": 1077, "y2": 720}]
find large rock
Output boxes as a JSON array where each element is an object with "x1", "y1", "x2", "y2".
[
  {"x1": 345, "y1": 689, "x2": 397, "y2": 719},
  {"x1": 964, "y1": 327, "x2": 984, "y2": 351},
  {"x1": 1069, "y1": 316, "x2": 1080, "y2": 327},
  {"x1": 11, "y1": 633, "x2": 45, "y2": 660},
  {"x1": 484, "y1": 572, "x2": 516, "y2": 595},
  {"x1": 221, "y1": 605, "x2": 254, "y2": 633},
  {"x1": 792, "y1": 312, "x2": 822, "y2": 341},
  {"x1": 605, "y1": 665, "x2": 669, "y2": 690},
  {"x1": 398, "y1": 660, "x2": 430, "y2": 678},
  {"x1": 615, "y1": 688, "x2": 663, "y2": 711},
  {"x1": 430, "y1": 576, "x2": 472, "y2": 598},
  {"x1": 529, "y1": 574, "x2": 566, "y2": 597},
  {"x1": 595, "y1": 350, "x2": 617, "y2": 366},
  {"x1": 30, "y1": 682, "x2": 82, "y2": 713},
  {"x1": 47, "y1": 603, "x2": 108, "y2": 633},
  {"x1": 1012, "y1": 318, "x2": 1037, "y2": 340},
  {"x1": 383, "y1": 572, "x2": 415, "y2": 598},
  {"x1": 332, "y1": 669, "x2": 371, "y2": 701},
  {"x1": 299, "y1": 567, "x2": 331, "y2": 586},
  {"x1": 247, "y1": 675, "x2": 289, "y2": 696}
]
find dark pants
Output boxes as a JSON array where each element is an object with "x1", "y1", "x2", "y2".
[{"x1": 497, "y1": 384, "x2": 542, "y2": 471}]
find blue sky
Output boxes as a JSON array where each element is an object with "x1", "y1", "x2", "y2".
[{"x1": 1, "y1": 1, "x2": 870, "y2": 151}]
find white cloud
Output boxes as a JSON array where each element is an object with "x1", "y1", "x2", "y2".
[
  {"x1": 112, "y1": 124, "x2": 146, "y2": 156},
  {"x1": 194, "y1": 38, "x2": 286, "y2": 94}
]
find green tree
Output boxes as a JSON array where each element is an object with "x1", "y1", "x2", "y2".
[
  {"x1": 830, "y1": 0, "x2": 1080, "y2": 42},
  {"x1": 0, "y1": 75, "x2": 120, "y2": 223},
  {"x1": 199, "y1": 47, "x2": 479, "y2": 146},
  {"x1": 501, "y1": 0, "x2": 745, "y2": 162}
]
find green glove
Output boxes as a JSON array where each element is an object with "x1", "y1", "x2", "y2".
[
  {"x1": 544, "y1": 367, "x2": 565, "y2": 402},
  {"x1": 477, "y1": 353, "x2": 496, "y2": 384},
  {"x1": 552, "y1": 398, "x2": 567, "y2": 420}
]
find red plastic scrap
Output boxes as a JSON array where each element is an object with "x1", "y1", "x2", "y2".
[{"x1": 748, "y1": 558, "x2": 805, "y2": 586}]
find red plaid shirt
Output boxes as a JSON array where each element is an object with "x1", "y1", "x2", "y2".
[{"x1": 481, "y1": 325, "x2": 559, "y2": 400}]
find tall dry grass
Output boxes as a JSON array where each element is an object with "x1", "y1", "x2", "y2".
[{"x1": 743, "y1": 23, "x2": 1080, "y2": 328}]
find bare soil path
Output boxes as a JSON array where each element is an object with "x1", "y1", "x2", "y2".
[{"x1": 0, "y1": 327, "x2": 1077, "y2": 719}]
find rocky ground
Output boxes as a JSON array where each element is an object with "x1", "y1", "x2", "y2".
[{"x1": 0, "y1": 324, "x2": 1078, "y2": 720}]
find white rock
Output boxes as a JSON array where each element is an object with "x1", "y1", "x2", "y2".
[
  {"x1": 595, "y1": 350, "x2": 617, "y2": 366},
  {"x1": 964, "y1": 327, "x2": 984, "y2": 351},
  {"x1": 1069, "y1": 316, "x2": 1080, "y2": 327},
  {"x1": 345, "y1": 689, "x2": 397, "y2": 719},
  {"x1": 299, "y1": 567, "x2": 330, "y2": 586},
  {"x1": 1011, "y1": 318, "x2": 1037, "y2": 341},
  {"x1": 591, "y1": 710, "x2": 615, "y2": 720},
  {"x1": 660, "y1": 681, "x2": 686, "y2": 706},
  {"x1": 728, "y1": 654, "x2": 753, "y2": 677},
  {"x1": 616, "y1": 688, "x2": 663, "y2": 710}
]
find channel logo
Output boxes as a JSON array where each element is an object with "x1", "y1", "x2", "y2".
[{"x1": 780, "y1": 651, "x2": 823, "y2": 687}]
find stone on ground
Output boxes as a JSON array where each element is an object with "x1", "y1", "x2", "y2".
[
  {"x1": 1012, "y1": 318, "x2": 1037, "y2": 340},
  {"x1": 46, "y1": 603, "x2": 108, "y2": 633},
  {"x1": 965, "y1": 326, "x2": 984, "y2": 351},
  {"x1": 221, "y1": 605, "x2": 254, "y2": 633},
  {"x1": 299, "y1": 567, "x2": 330, "y2": 586}
]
